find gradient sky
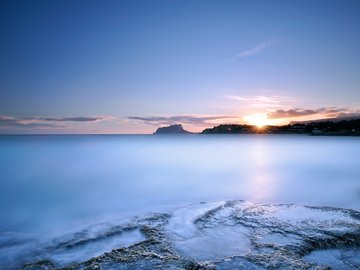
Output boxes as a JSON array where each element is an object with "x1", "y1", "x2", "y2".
[{"x1": 1, "y1": 0, "x2": 360, "y2": 133}]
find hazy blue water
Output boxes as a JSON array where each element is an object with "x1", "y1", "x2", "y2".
[{"x1": 0, "y1": 135, "x2": 359, "y2": 266}]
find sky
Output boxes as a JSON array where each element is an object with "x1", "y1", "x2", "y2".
[{"x1": 0, "y1": 0, "x2": 360, "y2": 133}]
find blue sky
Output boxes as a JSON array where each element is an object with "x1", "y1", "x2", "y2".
[{"x1": 1, "y1": 0, "x2": 360, "y2": 133}]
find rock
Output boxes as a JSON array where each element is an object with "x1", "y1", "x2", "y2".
[
  {"x1": 154, "y1": 124, "x2": 191, "y2": 134},
  {"x1": 20, "y1": 201, "x2": 360, "y2": 270}
]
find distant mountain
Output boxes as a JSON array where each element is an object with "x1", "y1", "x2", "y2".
[{"x1": 154, "y1": 124, "x2": 192, "y2": 134}]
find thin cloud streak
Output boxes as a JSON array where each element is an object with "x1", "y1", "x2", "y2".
[
  {"x1": 237, "y1": 40, "x2": 275, "y2": 58},
  {"x1": 0, "y1": 115, "x2": 114, "y2": 128},
  {"x1": 227, "y1": 95, "x2": 293, "y2": 108},
  {"x1": 267, "y1": 108, "x2": 358, "y2": 119},
  {"x1": 39, "y1": 116, "x2": 109, "y2": 122},
  {"x1": 128, "y1": 115, "x2": 238, "y2": 126}
]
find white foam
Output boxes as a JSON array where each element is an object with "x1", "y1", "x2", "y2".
[
  {"x1": 303, "y1": 249, "x2": 360, "y2": 269},
  {"x1": 172, "y1": 225, "x2": 251, "y2": 260},
  {"x1": 0, "y1": 227, "x2": 145, "y2": 269},
  {"x1": 166, "y1": 201, "x2": 225, "y2": 239},
  {"x1": 262, "y1": 205, "x2": 360, "y2": 232},
  {"x1": 166, "y1": 202, "x2": 251, "y2": 260},
  {"x1": 257, "y1": 232, "x2": 302, "y2": 246},
  {"x1": 47, "y1": 228, "x2": 145, "y2": 267}
]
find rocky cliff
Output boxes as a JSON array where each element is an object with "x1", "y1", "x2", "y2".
[{"x1": 154, "y1": 124, "x2": 191, "y2": 134}]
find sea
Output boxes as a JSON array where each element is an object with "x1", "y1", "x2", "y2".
[{"x1": 0, "y1": 134, "x2": 359, "y2": 269}]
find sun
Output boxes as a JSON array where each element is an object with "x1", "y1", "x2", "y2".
[{"x1": 244, "y1": 113, "x2": 269, "y2": 128}]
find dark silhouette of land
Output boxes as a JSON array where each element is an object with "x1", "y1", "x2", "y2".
[
  {"x1": 154, "y1": 124, "x2": 191, "y2": 134},
  {"x1": 154, "y1": 119, "x2": 360, "y2": 136}
]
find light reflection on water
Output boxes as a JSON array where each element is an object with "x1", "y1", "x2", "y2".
[
  {"x1": 0, "y1": 134, "x2": 359, "y2": 237},
  {"x1": 246, "y1": 138, "x2": 277, "y2": 201}
]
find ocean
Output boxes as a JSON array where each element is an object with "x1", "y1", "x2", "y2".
[{"x1": 0, "y1": 135, "x2": 359, "y2": 269}]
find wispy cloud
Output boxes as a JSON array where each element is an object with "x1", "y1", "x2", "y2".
[
  {"x1": 227, "y1": 95, "x2": 292, "y2": 108},
  {"x1": 0, "y1": 116, "x2": 57, "y2": 128},
  {"x1": 0, "y1": 115, "x2": 114, "y2": 128},
  {"x1": 128, "y1": 115, "x2": 237, "y2": 126},
  {"x1": 39, "y1": 116, "x2": 109, "y2": 122},
  {"x1": 237, "y1": 40, "x2": 275, "y2": 58},
  {"x1": 267, "y1": 107, "x2": 358, "y2": 119}
]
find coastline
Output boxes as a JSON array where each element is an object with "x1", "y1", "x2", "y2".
[{"x1": 6, "y1": 200, "x2": 360, "y2": 270}]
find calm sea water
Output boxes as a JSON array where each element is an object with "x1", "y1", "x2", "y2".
[{"x1": 0, "y1": 135, "x2": 359, "y2": 266}]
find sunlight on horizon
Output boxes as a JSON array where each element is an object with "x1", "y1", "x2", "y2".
[{"x1": 243, "y1": 113, "x2": 273, "y2": 127}]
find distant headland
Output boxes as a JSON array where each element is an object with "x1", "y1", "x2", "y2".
[
  {"x1": 154, "y1": 119, "x2": 360, "y2": 136},
  {"x1": 154, "y1": 124, "x2": 192, "y2": 134}
]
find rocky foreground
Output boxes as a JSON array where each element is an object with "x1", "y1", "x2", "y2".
[{"x1": 24, "y1": 201, "x2": 360, "y2": 270}]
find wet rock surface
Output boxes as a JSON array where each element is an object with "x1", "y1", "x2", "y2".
[{"x1": 22, "y1": 201, "x2": 360, "y2": 270}]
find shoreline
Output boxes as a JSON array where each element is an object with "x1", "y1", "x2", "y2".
[{"x1": 4, "y1": 200, "x2": 360, "y2": 270}]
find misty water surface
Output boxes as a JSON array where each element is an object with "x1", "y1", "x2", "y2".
[{"x1": 0, "y1": 134, "x2": 359, "y2": 237}]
